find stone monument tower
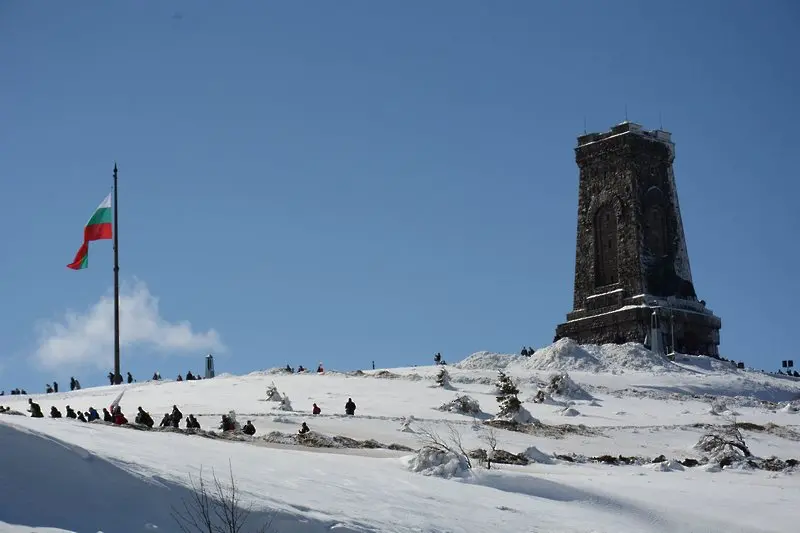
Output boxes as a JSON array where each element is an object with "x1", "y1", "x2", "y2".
[{"x1": 554, "y1": 121, "x2": 722, "y2": 356}]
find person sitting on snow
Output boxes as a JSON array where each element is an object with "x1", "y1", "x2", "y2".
[
  {"x1": 171, "y1": 405, "x2": 183, "y2": 427},
  {"x1": 159, "y1": 413, "x2": 172, "y2": 428},
  {"x1": 102, "y1": 408, "x2": 113, "y2": 422},
  {"x1": 186, "y1": 371, "x2": 195, "y2": 381},
  {"x1": 242, "y1": 420, "x2": 256, "y2": 436},
  {"x1": 186, "y1": 414, "x2": 200, "y2": 429},
  {"x1": 299, "y1": 422, "x2": 310, "y2": 435},
  {"x1": 65, "y1": 405, "x2": 77, "y2": 419},
  {"x1": 87, "y1": 407, "x2": 99, "y2": 421},
  {"x1": 345, "y1": 398, "x2": 356, "y2": 416},
  {"x1": 136, "y1": 407, "x2": 154, "y2": 428},
  {"x1": 298, "y1": 365, "x2": 305, "y2": 372},
  {"x1": 77, "y1": 411, "x2": 87, "y2": 422},
  {"x1": 112, "y1": 406, "x2": 128, "y2": 425},
  {"x1": 45, "y1": 384, "x2": 54, "y2": 394},
  {"x1": 220, "y1": 415, "x2": 235, "y2": 432},
  {"x1": 50, "y1": 406, "x2": 62, "y2": 418},
  {"x1": 312, "y1": 403, "x2": 321, "y2": 415}
]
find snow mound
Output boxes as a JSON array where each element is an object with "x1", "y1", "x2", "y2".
[
  {"x1": 437, "y1": 395, "x2": 482, "y2": 415},
  {"x1": 649, "y1": 460, "x2": 685, "y2": 472},
  {"x1": 513, "y1": 338, "x2": 676, "y2": 374},
  {"x1": 544, "y1": 371, "x2": 594, "y2": 400},
  {"x1": 780, "y1": 403, "x2": 798, "y2": 414},
  {"x1": 0, "y1": 424, "x2": 279, "y2": 533},
  {"x1": 560, "y1": 407, "x2": 581, "y2": 417},
  {"x1": 406, "y1": 447, "x2": 471, "y2": 478},
  {"x1": 523, "y1": 446, "x2": 554, "y2": 464},
  {"x1": 454, "y1": 351, "x2": 521, "y2": 371},
  {"x1": 708, "y1": 399, "x2": 740, "y2": 417},
  {"x1": 495, "y1": 406, "x2": 539, "y2": 425}
]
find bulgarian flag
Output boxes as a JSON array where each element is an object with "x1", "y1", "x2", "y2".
[{"x1": 67, "y1": 193, "x2": 113, "y2": 270}]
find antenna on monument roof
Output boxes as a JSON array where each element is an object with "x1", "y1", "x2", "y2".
[
  {"x1": 583, "y1": 115, "x2": 587, "y2": 134},
  {"x1": 624, "y1": 104, "x2": 628, "y2": 122},
  {"x1": 659, "y1": 110, "x2": 663, "y2": 130}
]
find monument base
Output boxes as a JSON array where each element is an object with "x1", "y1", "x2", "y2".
[{"x1": 555, "y1": 294, "x2": 722, "y2": 357}]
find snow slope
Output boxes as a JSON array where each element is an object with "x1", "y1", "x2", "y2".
[{"x1": 1, "y1": 342, "x2": 799, "y2": 533}]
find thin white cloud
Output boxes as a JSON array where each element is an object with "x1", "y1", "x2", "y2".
[{"x1": 34, "y1": 280, "x2": 224, "y2": 370}]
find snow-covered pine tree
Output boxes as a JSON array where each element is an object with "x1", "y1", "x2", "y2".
[
  {"x1": 495, "y1": 371, "x2": 521, "y2": 417},
  {"x1": 435, "y1": 367, "x2": 451, "y2": 388},
  {"x1": 278, "y1": 393, "x2": 293, "y2": 411},
  {"x1": 265, "y1": 381, "x2": 282, "y2": 401}
]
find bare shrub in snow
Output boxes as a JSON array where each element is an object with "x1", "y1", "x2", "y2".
[
  {"x1": 171, "y1": 462, "x2": 275, "y2": 533},
  {"x1": 438, "y1": 394, "x2": 481, "y2": 415},
  {"x1": 264, "y1": 382, "x2": 282, "y2": 402},
  {"x1": 709, "y1": 398, "x2": 728, "y2": 416},
  {"x1": 695, "y1": 423, "x2": 752, "y2": 467},
  {"x1": 435, "y1": 367, "x2": 453, "y2": 389},
  {"x1": 480, "y1": 425, "x2": 498, "y2": 453},
  {"x1": 399, "y1": 415, "x2": 415, "y2": 433},
  {"x1": 415, "y1": 422, "x2": 472, "y2": 469},
  {"x1": 276, "y1": 394, "x2": 293, "y2": 411},
  {"x1": 476, "y1": 426, "x2": 499, "y2": 468}
]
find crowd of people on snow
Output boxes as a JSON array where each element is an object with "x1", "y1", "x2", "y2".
[
  {"x1": 282, "y1": 363, "x2": 326, "y2": 374},
  {"x1": 5, "y1": 392, "x2": 360, "y2": 443},
  {"x1": 150, "y1": 370, "x2": 206, "y2": 382},
  {"x1": 1, "y1": 388, "x2": 28, "y2": 396}
]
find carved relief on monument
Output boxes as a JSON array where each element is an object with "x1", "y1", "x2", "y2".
[{"x1": 593, "y1": 205, "x2": 618, "y2": 287}]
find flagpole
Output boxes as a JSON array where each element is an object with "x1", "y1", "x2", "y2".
[{"x1": 113, "y1": 162, "x2": 121, "y2": 384}]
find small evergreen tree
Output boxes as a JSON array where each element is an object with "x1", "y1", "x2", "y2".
[
  {"x1": 495, "y1": 371, "x2": 521, "y2": 417},
  {"x1": 435, "y1": 367, "x2": 451, "y2": 388},
  {"x1": 265, "y1": 382, "x2": 282, "y2": 401}
]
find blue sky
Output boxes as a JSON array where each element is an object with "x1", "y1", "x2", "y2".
[{"x1": 1, "y1": 1, "x2": 798, "y2": 392}]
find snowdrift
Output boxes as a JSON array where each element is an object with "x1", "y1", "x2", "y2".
[
  {"x1": 517, "y1": 339, "x2": 677, "y2": 374},
  {"x1": 455, "y1": 340, "x2": 678, "y2": 374},
  {"x1": 454, "y1": 351, "x2": 522, "y2": 371},
  {"x1": 0, "y1": 424, "x2": 264, "y2": 532},
  {"x1": 0, "y1": 423, "x2": 358, "y2": 533}
]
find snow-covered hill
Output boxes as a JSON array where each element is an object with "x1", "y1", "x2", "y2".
[{"x1": 1, "y1": 341, "x2": 799, "y2": 533}]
